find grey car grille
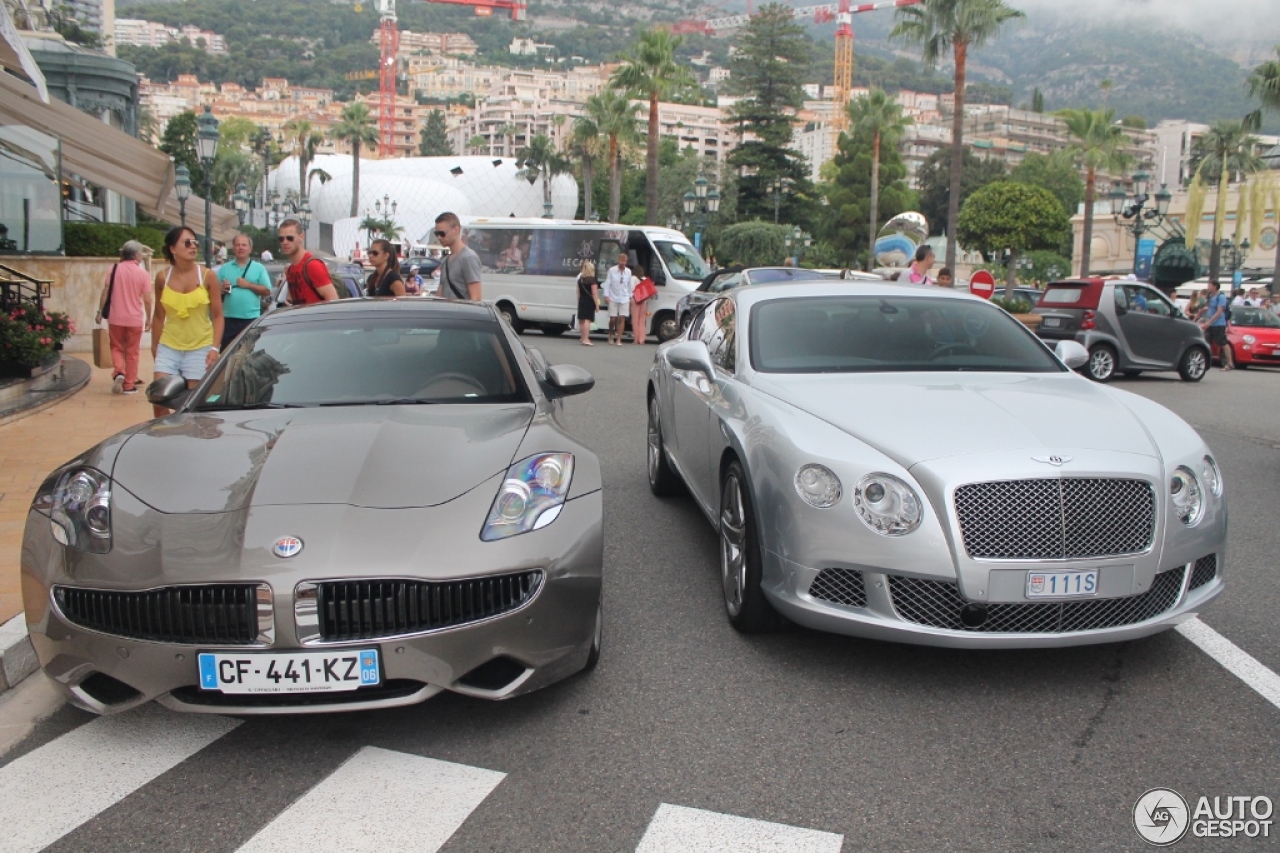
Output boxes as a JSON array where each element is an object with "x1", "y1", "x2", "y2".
[
  {"x1": 1189, "y1": 553, "x2": 1218, "y2": 590},
  {"x1": 954, "y1": 478, "x2": 1155, "y2": 560},
  {"x1": 886, "y1": 567, "x2": 1185, "y2": 634},
  {"x1": 54, "y1": 584, "x2": 264, "y2": 645},
  {"x1": 315, "y1": 571, "x2": 543, "y2": 642},
  {"x1": 808, "y1": 569, "x2": 867, "y2": 607}
]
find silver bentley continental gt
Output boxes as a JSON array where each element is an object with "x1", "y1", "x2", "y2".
[
  {"x1": 22, "y1": 299, "x2": 603, "y2": 714},
  {"x1": 646, "y1": 282, "x2": 1225, "y2": 647}
]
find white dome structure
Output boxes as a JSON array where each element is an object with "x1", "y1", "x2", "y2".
[{"x1": 269, "y1": 154, "x2": 579, "y2": 255}]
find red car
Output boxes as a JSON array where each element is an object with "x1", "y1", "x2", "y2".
[{"x1": 1211, "y1": 305, "x2": 1280, "y2": 367}]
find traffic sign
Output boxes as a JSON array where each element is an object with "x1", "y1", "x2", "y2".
[{"x1": 970, "y1": 270, "x2": 996, "y2": 299}]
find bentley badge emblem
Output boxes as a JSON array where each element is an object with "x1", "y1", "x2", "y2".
[
  {"x1": 1032, "y1": 454, "x2": 1073, "y2": 466},
  {"x1": 272, "y1": 536, "x2": 304, "y2": 558}
]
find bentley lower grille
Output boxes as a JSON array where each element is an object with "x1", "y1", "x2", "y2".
[
  {"x1": 54, "y1": 584, "x2": 267, "y2": 645},
  {"x1": 954, "y1": 477, "x2": 1156, "y2": 560},
  {"x1": 808, "y1": 569, "x2": 867, "y2": 608},
  {"x1": 311, "y1": 571, "x2": 543, "y2": 642},
  {"x1": 887, "y1": 567, "x2": 1186, "y2": 634},
  {"x1": 1189, "y1": 554, "x2": 1218, "y2": 590}
]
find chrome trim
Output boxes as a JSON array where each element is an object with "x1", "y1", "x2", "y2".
[
  {"x1": 295, "y1": 582, "x2": 321, "y2": 644},
  {"x1": 255, "y1": 584, "x2": 276, "y2": 644},
  {"x1": 156, "y1": 684, "x2": 445, "y2": 715},
  {"x1": 51, "y1": 582, "x2": 275, "y2": 647}
]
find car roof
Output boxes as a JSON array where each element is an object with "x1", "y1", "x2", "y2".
[
  {"x1": 260, "y1": 297, "x2": 496, "y2": 325},
  {"x1": 731, "y1": 280, "x2": 988, "y2": 308}
]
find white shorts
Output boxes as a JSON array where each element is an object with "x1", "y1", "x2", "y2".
[
  {"x1": 154, "y1": 343, "x2": 211, "y2": 381},
  {"x1": 608, "y1": 300, "x2": 630, "y2": 318}
]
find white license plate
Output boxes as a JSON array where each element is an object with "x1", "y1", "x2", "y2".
[
  {"x1": 1041, "y1": 317, "x2": 1061, "y2": 327},
  {"x1": 1026, "y1": 570, "x2": 1098, "y2": 598},
  {"x1": 197, "y1": 649, "x2": 380, "y2": 694}
]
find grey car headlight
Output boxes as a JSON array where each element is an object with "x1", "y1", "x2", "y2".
[
  {"x1": 1200, "y1": 455, "x2": 1223, "y2": 498},
  {"x1": 852, "y1": 473, "x2": 922, "y2": 536},
  {"x1": 1170, "y1": 466, "x2": 1204, "y2": 527},
  {"x1": 795, "y1": 464, "x2": 842, "y2": 508},
  {"x1": 33, "y1": 466, "x2": 112, "y2": 553},
  {"x1": 482, "y1": 453, "x2": 575, "y2": 541}
]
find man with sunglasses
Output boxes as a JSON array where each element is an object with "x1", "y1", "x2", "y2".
[
  {"x1": 432, "y1": 212, "x2": 482, "y2": 301},
  {"x1": 279, "y1": 218, "x2": 339, "y2": 305}
]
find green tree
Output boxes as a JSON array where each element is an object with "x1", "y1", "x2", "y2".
[
  {"x1": 418, "y1": 109, "x2": 452, "y2": 157},
  {"x1": 1056, "y1": 107, "x2": 1130, "y2": 276},
  {"x1": 283, "y1": 118, "x2": 324, "y2": 201},
  {"x1": 1009, "y1": 151, "x2": 1084, "y2": 219},
  {"x1": 216, "y1": 116, "x2": 259, "y2": 152},
  {"x1": 585, "y1": 90, "x2": 640, "y2": 222},
  {"x1": 718, "y1": 221, "x2": 791, "y2": 267},
  {"x1": 516, "y1": 134, "x2": 571, "y2": 211},
  {"x1": 611, "y1": 28, "x2": 697, "y2": 225},
  {"x1": 569, "y1": 113, "x2": 604, "y2": 221},
  {"x1": 823, "y1": 112, "x2": 916, "y2": 268},
  {"x1": 847, "y1": 88, "x2": 913, "y2": 256},
  {"x1": 1188, "y1": 119, "x2": 1264, "y2": 283},
  {"x1": 466, "y1": 134, "x2": 487, "y2": 154},
  {"x1": 332, "y1": 102, "x2": 379, "y2": 218},
  {"x1": 956, "y1": 181, "x2": 1069, "y2": 295},
  {"x1": 1030, "y1": 87, "x2": 1044, "y2": 113},
  {"x1": 1248, "y1": 46, "x2": 1280, "y2": 280},
  {"x1": 158, "y1": 111, "x2": 204, "y2": 189},
  {"x1": 914, "y1": 146, "x2": 1007, "y2": 237},
  {"x1": 892, "y1": 0, "x2": 1024, "y2": 272}
]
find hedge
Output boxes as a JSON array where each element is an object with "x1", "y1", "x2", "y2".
[{"x1": 64, "y1": 222, "x2": 168, "y2": 258}]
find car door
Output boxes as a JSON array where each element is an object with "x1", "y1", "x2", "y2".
[
  {"x1": 704, "y1": 297, "x2": 741, "y2": 498},
  {"x1": 667, "y1": 299, "x2": 725, "y2": 511},
  {"x1": 1118, "y1": 284, "x2": 1181, "y2": 365}
]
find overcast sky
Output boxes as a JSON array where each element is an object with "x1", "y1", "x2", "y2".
[{"x1": 1014, "y1": 0, "x2": 1280, "y2": 39}]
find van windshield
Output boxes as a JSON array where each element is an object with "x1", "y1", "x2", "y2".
[{"x1": 654, "y1": 241, "x2": 711, "y2": 282}]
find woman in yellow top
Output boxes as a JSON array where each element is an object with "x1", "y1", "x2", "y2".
[{"x1": 151, "y1": 226, "x2": 224, "y2": 416}]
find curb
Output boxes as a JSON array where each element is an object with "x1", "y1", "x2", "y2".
[{"x1": 0, "y1": 615, "x2": 38, "y2": 694}]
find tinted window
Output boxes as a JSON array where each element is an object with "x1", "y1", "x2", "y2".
[
  {"x1": 707, "y1": 272, "x2": 743, "y2": 293},
  {"x1": 748, "y1": 269, "x2": 828, "y2": 285},
  {"x1": 750, "y1": 296, "x2": 1064, "y2": 374},
  {"x1": 1043, "y1": 287, "x2": 1085, "y2": 305},
  {"x1": 707, "y1": 299, "x2": 737, "y2": 372},
  {"x1": 654, "y1": 240, "x2": 711, "y2": 282},
  {"x1": 1233, "y1": 307, "x2": 1280, "y2": 328},
  {"x1": 194, "y1": 318, "x2": 529, "y2": 408}
]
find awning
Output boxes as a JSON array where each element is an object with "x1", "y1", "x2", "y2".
[{"x1": 0, "y1": 3, "x2": 49, "y2": 102}]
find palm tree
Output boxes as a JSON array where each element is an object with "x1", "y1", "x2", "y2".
[
  {"x1": 610, "y1": 28, "x2": 697, "y2": 225},
  {"x1": 516, "y1": 134, "x2": 571, "y2": 213},
  {"x1": 585, "y1": 90, "x2": 640, "y2": 223},
  {"x1": 467, "y1": 134, "x2": 488, "y2": 155},
  {"x1": 848, "y1": 89, "x2": 913, "y2": 255},
  {"x1": 283, "y1": 118, "x2": 324, "y2": 201},
  {"x1": 497, "y1": 123, "x2": 519, "y2": 157},
  {"x1": 892, "y1": 0, "x2": 1024, "y2": 271},
  {"x1": 570, "y1": 114, "x2": 603, "y2": 221},
  {"x1": 1248, "y1": 46, "x2": 1280, "y2": 280},
  {"x1": 1057, "y1": 108, "x2": 1130, "y2": 277},
  {"x1": 332, "y1": 102, "x2": 379, "y2": 218},
  {"x1": 1189, "y1": 120, "x2": 1264, "y2": 283}
]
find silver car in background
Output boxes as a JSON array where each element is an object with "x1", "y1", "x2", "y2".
[
  {"x1": 646, "y1": 282, "x2": 1225, "y2": 647},
  {"x1": 23, "y1": 299, "x2": 603, "y2": 714}
]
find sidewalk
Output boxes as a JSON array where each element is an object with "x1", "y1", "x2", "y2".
[{"x1": 0, "y1": 353, "x2": 156, "y2": 624}]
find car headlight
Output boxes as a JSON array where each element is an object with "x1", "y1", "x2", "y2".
[
  {"x1": 1170, "y1": 466, "x2": 1204, "y2": 527},
  {"x1": 1200, "y1": 455, "x2": 1223, "y2": 498},
  {"x1": 481, "y1": 453, "x2": 574, "y2": 541},
  {"x1": 852, "y1": 473, "x2": 922, "y2": 535},
  {"x1": 33, "y1": 467, "x2": 112, "y2": 553},
  {"x1": 795, "y1": 464, "x2": 842, "y2": 508},
  {"x1": 1242, "y1": 334, "x2": 1256, "y2": 345}
]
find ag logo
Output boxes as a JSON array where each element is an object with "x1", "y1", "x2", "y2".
[
  {"x1": 271, "y1": 536, "x2": 304, "y2": 558},
  {"x1": 1032, "y1": 454, "x2": 1073, "y2": 466},
  {"x1": 1134, "y1": 788, "x2": 1189, "y2": 846}
]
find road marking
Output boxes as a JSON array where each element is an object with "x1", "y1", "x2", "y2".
[
  {"x1": 0, "y1": 704, "x2": 239, "y2": 853},
  {"x1": 635, "y1": 803, "x2": 844, "y2": 853},
  {"x1": 1178, "y1": 616, "x2": 1280, "y2": 712},
  {"x1": 236, "y1": 746, "x2": 505, "y2": 853}
]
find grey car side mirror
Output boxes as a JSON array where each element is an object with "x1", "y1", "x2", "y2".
[
  {"x1": 666, "y1": 340, "x2": 715, "y2": 375},
  {"x1": 146, "y1": 375, "x2": 188, "y2": 407},
  {"x1": 1055, "y1": 340, "x2": 1089, "y2": 370},
  {"x1": 544, "y1": 363, "x2": 595, "y2": 398}
]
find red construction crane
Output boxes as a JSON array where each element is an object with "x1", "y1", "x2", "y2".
[
  {"x1": 424, "y1": 0, "x2": 528, "y2": 21},
  {"x1": 377, "y1": 0, "x2": 399, "y2": 156}
]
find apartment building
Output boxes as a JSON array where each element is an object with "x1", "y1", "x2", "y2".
[
  {"x1": 372, "y1": 30, "x2": 478, "y2": 56},
  {"x1": 115, "y1": 19, "x2": 226, "y2": 54}
]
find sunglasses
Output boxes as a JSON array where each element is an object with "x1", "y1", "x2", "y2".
[
  {"x1": 367, "y1": 250, "x2": 382, "y2": 257},
  {"x1": 278, "y1": 235, "x2": 297, "y2": 243},
  {"x1": 180, "y1": 239, "x2": 198, "y2": 248},
  {"x1": 433, "y1": 230, "x2": 449, "y2": 238}
]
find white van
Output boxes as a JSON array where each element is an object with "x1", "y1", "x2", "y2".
[{"x1": 460, "y1": 217, "x2": 710, "y2": 342}]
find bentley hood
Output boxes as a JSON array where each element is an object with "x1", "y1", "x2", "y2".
[
  {"x1": 749, "y1": 373, "x2": 1158, "y2": 467},
  {"x1": 111, "y1": 404, "x2": 534, "y2": 513}
]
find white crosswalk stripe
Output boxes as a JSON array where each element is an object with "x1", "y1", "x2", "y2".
[
  {"x1": 236, "y1": 746, "x2": 507, "y2": 853},
  {"x1": 635, "y1": 803, "x2": 845, "y2": 853},
  {"x1": 0, "y1": 705, "x2": 240, "y2": 853}
]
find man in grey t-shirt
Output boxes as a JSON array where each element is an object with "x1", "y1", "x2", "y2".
[{"x1": 433, "y1": 211, "x2": 483, "y2": 301}]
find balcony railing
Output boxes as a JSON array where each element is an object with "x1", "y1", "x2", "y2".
[{"x1": 0, "y1": 263, "x2": 52, "y2": 314}]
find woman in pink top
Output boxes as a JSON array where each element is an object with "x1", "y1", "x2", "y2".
[
  {"x1": 95, "y1": 240, "x2": 154, "y2": 394},
  {"x1": 906, "y1": 245, "x2": 935, "y2": 285}
]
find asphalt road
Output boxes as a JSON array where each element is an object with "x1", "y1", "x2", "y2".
[{"x1": 1, "y1": 334, "x2": 1277, "y2": 852}]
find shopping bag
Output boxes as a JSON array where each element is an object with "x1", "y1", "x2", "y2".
[{"x1": 92, "y1": 327, "x2": 112, "y2": 369}]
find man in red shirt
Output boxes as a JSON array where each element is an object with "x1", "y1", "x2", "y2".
[{"x1": 279, "y1": 218, "x2": 338, "y2": 305}]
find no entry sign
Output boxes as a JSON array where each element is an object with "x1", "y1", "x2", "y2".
[{"x1": 969, "y1": 270, "x2": 996, "y2": 300}]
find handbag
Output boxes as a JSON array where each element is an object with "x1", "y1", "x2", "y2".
[
  {"x1": 101, "y1": 263, "x2": 118, "y2": 320},
  {"x1": 92, "y1": 327, "x2": 112, "y2": 369},
  {"x1": 633, "y1": 277, "x2": 656, "y2": 303}
]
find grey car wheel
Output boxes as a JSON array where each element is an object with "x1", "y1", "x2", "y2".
[
  {"x1": 719, "y1": 460, "x2": 782, "y2": 633},
  {"x1": 647, "y1": 395, "x2": 682, "y2": 496},
  {"x1": 654, "y1": 311, "x2": 680, "y2": 343},
  {"x1": 1086, "y1": 344, "x2": 1117, "y2": 382},
  {"x1": 497, "y1": 302, "x2": 524, "y2": 334},
  {"x1": 1179, "y1": 347, "x2": 1208, "y2": 382}
]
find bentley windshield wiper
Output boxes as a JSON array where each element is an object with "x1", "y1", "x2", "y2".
[
  {"x1": 195, "y1": 402, "x2": 305, "y2": 411},
  {"x1": 312, "y1": 398, "x2": 442, "y2": 407}
]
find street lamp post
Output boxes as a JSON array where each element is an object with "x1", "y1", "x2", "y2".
[
  {"x1": 233, "y1": 181, "x2": 249, "y2": 227},
  {"x1": 297, "y1": 199, "x2": 312, "y2": 234},
  {"x1": 1220, "y1": 238, "x2": 1250, "y2": 278},
  {"x1": 682, "y1": 177, "x2": 720, "y2": 252},
  {"x1": 784, "y1": 226, "x2": 812, "y2": 265},
  {"x1": 1109, "y1": 170, "x2": 1171, "y2": 281},
  {"x1": 195, "y1": 106, "x2": 220, "y2": 267},
  {"x1": 174, "y1": 163, "x2": 191, "y2": 229}
]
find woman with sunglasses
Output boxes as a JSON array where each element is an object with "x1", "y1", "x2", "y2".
[
  {"x1": 150, "y1": 226, "x2": 224, "y2": 417},
  {"x1": 365, "y1": 239, "x2": 406, "y2": 297}
]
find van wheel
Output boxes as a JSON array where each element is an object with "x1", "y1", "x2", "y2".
[
  {"x1": 654, "y1": 311, "x2": 679, "y2": 343},
  {"x1": 497, "y1": 302, "x2": 523, "y2": 334},
  {"x1": 1085, "y1": 344, "x2": 1117, "y2": 382},
  {"x1": 1179, "y1": 347, "x2": 1208, "y2": 381},
  {"x1": 540, "y1": 323, "x2": 568, "y2": 337}
]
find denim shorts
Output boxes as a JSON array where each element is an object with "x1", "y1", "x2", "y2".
[{"x1": 154, "y1": 343, "x2": 211, "y2": 381}]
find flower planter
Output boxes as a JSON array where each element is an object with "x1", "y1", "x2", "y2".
[
  {"x1": 1013, "y1": 313, "x2": 1043, "y2": 330},
  {"x1": 0, "y1": 352, "x2": 59, "y2": 379}
]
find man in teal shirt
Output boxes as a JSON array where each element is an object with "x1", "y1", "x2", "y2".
[{"x1": 217, "y1": 233, "x2": 274, "y2": 350}]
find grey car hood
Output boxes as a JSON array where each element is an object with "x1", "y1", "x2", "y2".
[
  {"x1": 749, "y1": 372, "x2": 1157, "y2": 466},
  {"x1": 112, "y1": 404, "x2": 534, "y2": 513}
]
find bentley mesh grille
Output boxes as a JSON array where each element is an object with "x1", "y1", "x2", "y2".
[
  {"x1": 886, "y1": 567, "x2": 1186, "y2": 634},
  {"x1": 1189, "y1": 554, "x2": 1218, "y2": 590},
  {"x1": 808, "y1": 569, "x2": 867, "y2": 607},
  {"x1": 54, "y1": 584, "x2": 261, "y2": 645},
  {"x1": 316, "y1": 571, "x2": 543, "y2": 642},
  {"x1": 954, "y1": 478, "x2": 1155, "y2": 560}
]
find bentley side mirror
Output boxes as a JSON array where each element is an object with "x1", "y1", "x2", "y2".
[
  {"x1": 544, "y1": 363, "x2": 595, "y2": 398},
  {"x1": 1055, "y1": 340, "x2": 1089, "y2": 370},
  {"x1": 146, "y1": 375, "x2": 189, "y2": 406},
  {"x1": 666, "y1": 340, "x2": 715, "y2": 375}
]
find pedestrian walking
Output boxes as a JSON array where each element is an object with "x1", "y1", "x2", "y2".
[
  {"x1": 217, "y1": 233, "x2": 273, "y2": 351},
  {"x1": 366, "y1": 239, "x2": 406, "y2": 297},
  {"x1": 906, "y1": 245, "x2": 935, "y2": 285},
  {"x1": 630, "y1": 265, "x2": 655, "y2": 345},
  {"x1": 433, "y1": 212, "x2": 483, "y2": 301},
  {"x1": 280, "y1": 218, "x2": 339, "y2": 305},
  {"x1": 405, "y1": 265, "x2": 425, "y2": 295},
  {"x1": 576, "y1": 260, "x2": 599, "y2": 346},
  {"x1": 603, "y1": 253, "x2": 633, "y2": 346},
  {"x1": 95, "y1": 240, "x2": 153, "y2": 395},
  {"x1": 151, "y1": 226, "x2": 224, "y2": 416},
  {"x1": 1199, "y1": 280, "x2": 1232, "y2": 370}
]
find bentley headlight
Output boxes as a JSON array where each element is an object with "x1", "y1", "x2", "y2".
[
  {"x1": 1201, "y1": 455, "x2": 1223, "y2": 498},
  {"x1": 482, "y1": 453, "x2": 575, "y2": 541},
  {"x1": 852, "y1": 473, "x2": 922, "y2": 536},
  {"x1": 795, "y1": 464, "x2": 842, "y2": 508},
  {"x1": 35, "y1": 467, "x2": 112, "y2": 553},
  {"x1": 1170, "y1": 466, "x2": 1204, "y2": 527}
]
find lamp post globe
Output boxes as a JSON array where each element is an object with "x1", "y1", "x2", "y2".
[{"x1": 195, "y1": 106, "x2": 220, "y2": 266}]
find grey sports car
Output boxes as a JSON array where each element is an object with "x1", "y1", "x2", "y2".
[
  {"x1": 22, "y1": 299, "x2": 603, "y2": 714},
  {"x1": 647, "y1": 282, "x2": 1225, "y2": 647}
]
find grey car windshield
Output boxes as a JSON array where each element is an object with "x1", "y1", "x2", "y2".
[
  {"x1": 750, "y1": 296, "x2": 1065, "y2": 373},
  {"x1": 194, "y1": 318, "x2": 530, "y2": 408},
  {"x1": 654, "y1": 240, "x2": 711, "y2": 282}
]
